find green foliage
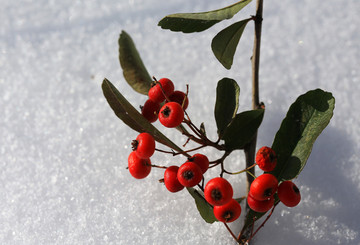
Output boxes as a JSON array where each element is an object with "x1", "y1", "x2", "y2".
[
  {"x1": 222, "y1": 109, "x2": 264, "y2": 150},
  {"x1": 158, "y1": 0, "x2": 252, "y2": 33},
  {"x1": 119, "y1": 30, "x2": 152, "y2": 95},
  {"x1": 269, "y1": 89, "x2": 335, "y2": 181},
  {"x1": 214, "y1": 78, "x2": 240, "y2": 138},
  {"x1": 187, "y1": 188, "x2": 217, "y2": 223},
  {"x1": 101, "y1": 78, "x2": 183, "y2": 153},
  {"x1": 212, "y1": 18, "x2": 251, "y2": 69},
  {"x1": 241, "y1": 89, "x2": 335, "y2": 233}
]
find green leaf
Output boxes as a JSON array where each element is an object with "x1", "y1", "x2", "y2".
[
  {"x1": 222, "y1": 109, "x2": 264, "y2": 150},
  {"x1": 211, "y1": 18, "x2": 251, "y2": 69},
  {"x1": 158, "y1": 0, "x2": 252, "y2": 33},
  {"x1": 214, "y1": 78, "x2": 240, "y2": 138},
  {"x1": 187, "y1": 188, "x2": 217, "y2": 223},
  {"x1": 101, "y1": 78, "x2": 184, "y2": 153},
  {"x1": 119, "y1": 30, "x2": 152, "y2": 95},
  {"x1": 269, "y1": 89, "x2": 335, "y2": 181},
  {"x1": 240, "y1": 89, "x2": 334, "y2": 235}
]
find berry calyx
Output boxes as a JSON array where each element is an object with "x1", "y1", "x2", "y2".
[
  {"x1": 169, "y1": 90, "x2": 189, "y2": 110},
  {"x1": 213, "y1": 199, "x2": 241, "y2": 223},
  {"x1": 159, "y1": 102, "x2": 184, "y2": 128},
  {"x1": 131, "y1": 132, "x2": 155, "y2": 159},
  {"x1": 164, "y1": 166, "x2": 184, "y2": 193},
  {"x1": 277, "y1": 181, "x2": 301, "y2": 207},
  {"x1": 247, "y1": 193, "x2": 275, "y2": 213},
  {"x1": 128, "y1": 151, "x2": 151, "y2": 179},
  {"x1": 188, "y1": 153, "x2": 209, "y2": 174},
  {"x1": 204, "y1": 177, "x2": 233, "y2": 206},
  {"x1": 177, "y1": 162, "x2": 203, "y2": 187},
  {"x1": 141, "y1": 99, "x2": 160, "y2": 123},
  {"x1": 249, "y1": 173, "x2": 278, "y2": 201},
  {"x1": 148, "y1": 78, "x2": 175, "y2": 104},
  {"x1": 256, "y1": 146, "x2": 277, "y2": 172}
]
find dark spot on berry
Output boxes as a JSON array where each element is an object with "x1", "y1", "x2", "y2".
[
  {"x1": 264, "y1": 187, "x2": 274, "y2": 197},
  {"x1": 131, "y1": 140, "x2": 139, "y2": 151},
  {"x1": 223, "y1": 211, "x2": 233, "y2": 222},
  {"x1": 269, "y1": 152, "x2": 277, "y2": 162},
  {"x1": 211, "y1": 189, "x2": 222, "y2": 201},
  {"x1": 183, "y1": 170, "x2": 194, "y2": 180},
  {"x1": 188, "y1": 156, "x2": 195, "y2": 162},
  {"x1": 293, "y1": 184, "x2": 299, "y2": 194},
  {"x1": 143, "y1": 159, "x2": 151, "y2": 167},
  {"x1": 161, "y1": 106, "x2": 171, "y2": 118}
]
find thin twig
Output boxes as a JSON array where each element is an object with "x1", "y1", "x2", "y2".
[
  {"x1": 241, "y1": 0, "x2": 264, "y2": 243},
  {"x1": 223, "y1": 223, "x2": 238, "y2": 243}
]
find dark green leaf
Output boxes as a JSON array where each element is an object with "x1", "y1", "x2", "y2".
[
  {"x1": 102, "y1": 78, "x2": 185, "y2": 153},
  {"x1": 214, "y1": 78, "x2": 240, "y2": 138},
  {"x1": 211, "y1": 18, "x2": 251, "y2": 69},
  {"x1": 269, "y1": 89, "x2": 335, "y2": 181},
  {"x1": 119, "y1": 30, "x2": 152, "y2": 95},
  {"x1": 158, "y1": 0, "x2": 252, "y2": 33},
  {"x1": 222, "y1": 109, "x2": 264, "y2": 150},
  {"x1": 187, "y1": 188, "x2": 217, "y2": 223},
  {"x1": 240, "y1": 89, "x2": 334, "y2": 235}
]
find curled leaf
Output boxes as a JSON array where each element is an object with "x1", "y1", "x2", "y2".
[
  {"x1": 119, "y1": 31, "x2": 152, "y2": 95},
  {"x1": 158, "y1": 0, "x2": 252, "y2": 33}
]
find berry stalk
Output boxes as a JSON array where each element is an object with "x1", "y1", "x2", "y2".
[{"x1": 240, "y1": 0, "x2": 264, "y2": 243}]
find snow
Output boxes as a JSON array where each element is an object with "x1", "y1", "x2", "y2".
[{"x1": 0, "y1": 0, "x2": 359, "y2": 244}]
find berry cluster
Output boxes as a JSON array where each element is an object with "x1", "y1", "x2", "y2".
[
  {"x1": 129, "y1": 81, "x2": 300, "y2": 226},
  {"x1": 141, "y1": 78, "x2": 188, "y2": 128},
  {"x1": 248, "y1": 147, "x2": 301, "y2": 212},
  {"x1": 204, "y1": 177, "x2": 241, "y2": 223},
  {"x1": 128, "y1": 132, "x2": 155, "y2": 179},
  {"x1": 127, "y1": 132, "x2": 242, "y2": 223}
]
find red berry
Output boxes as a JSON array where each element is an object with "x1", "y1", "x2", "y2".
[
  {"x1": 148, "y1": 78, "x2": 175, "y2": 103},
  {"x1": 247, "y1": 193, "x2": 274, "y2": 213},
  {"x1": 277, "y1": 181, "x2": 301, "y2": 207},
  {"x1": 256, "y1": 146, "x2": 277, "y2": 172},
  {"x1": 249, "y1": 174, "x2": 278, "y2": 201},
  {"x1": 131, "y1": 132, "x2": 155, "y2": 159},
  {"x1": 204, "y1": 177, "x2": 233, "y2": 206},
  {"x1": 159, "y1": 102, "x2": 184, "y2": 128},
  {"x1": 169, "y1": 90, "x2": 189, "y2": 110},
  {"x1": 128, "y1": 151, "x2": 151, "y2": 179},
  {"x1": 164, "y1": 166, "x2": 184, "y2": 193},
  {"x1": 188, "y1": 153, "x2": 209, "y2": 174},
  {"x1": 141, "y1": 99, "x2": 160, "y2": 123},
  {"x1": 177, "y1": 162, "x2": 203, "y2": 187},
  {"x1": 213, "y1": 199, "x2": 241, "y2": 223}
]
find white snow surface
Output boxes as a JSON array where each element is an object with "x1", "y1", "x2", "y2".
[{"x1": 1, "y1": 0, "x2": 359, "y2": 244}]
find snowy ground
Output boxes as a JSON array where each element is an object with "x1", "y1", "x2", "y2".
[{"x1": 1, "y1": 0, "x2": 359, "y2": 244}]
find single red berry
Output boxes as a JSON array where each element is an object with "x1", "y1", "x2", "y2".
[
  {"x1": 164, "y1": 166, "x2": 184, "y2": 193},
  {"x1": 158, "y1": 102, "x2": 184, "y2": 128},
  {"x1": 141, "y1": 99, "x2": 160, "y2": 123},
  {"x1": 249, "y1": 173, "x2": 278, "y2": 201},
  {"x1": 148, "y1": 78, "x2": 175, "y2": 103},
  {"x1": 128, "y1": 151, "x2": 151, "y2": 179},
  {"x1": 188, "y1": 153, "x2": 209, "y2": 174},
  {"x1": 247, "y1": 193, "x2": 275, "y2": 213},
  {"x1": 213, "y1": 199, "x2": 241, "y2": 223},
  {"x1": 131, "y1": 132, "x2": 155, "y2": 159},
  {"x1": 177, "y1": 162, "x2": 203, "y2": 187},
  {"x1": 169, "y1": 90, "x2": 189, "y2": 110},
  {"x1": 277, "y1": 181, "x2": 301, "y2": 207},
  {"x1": 204, "y1": 177, "x2": 233, "y2": 206},
  {"x1": 256, "y1": 146, "x2": 277, "y2": 172}
]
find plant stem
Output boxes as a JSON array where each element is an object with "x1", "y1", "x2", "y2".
[{"x1": 240, "y1": 0, "x2": 264, "y2": 243}]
